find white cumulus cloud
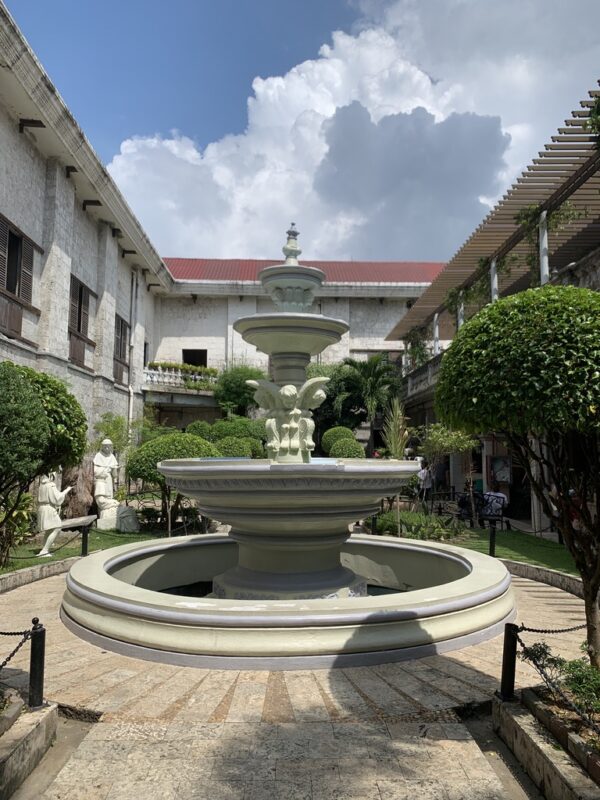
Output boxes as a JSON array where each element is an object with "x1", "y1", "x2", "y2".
[{"x1": 107, "y1": 2, "x2": 600, "y2": 261}]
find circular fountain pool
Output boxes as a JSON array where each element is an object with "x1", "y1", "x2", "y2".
[{"x1": 61, "y1": 532, "x2": 514, "y2": 670}]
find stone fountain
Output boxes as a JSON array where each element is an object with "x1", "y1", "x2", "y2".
[{"x1": 61, "y1": 227, "x2": 515, "y2": 669}]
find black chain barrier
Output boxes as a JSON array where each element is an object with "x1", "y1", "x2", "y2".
[
  {"x1": 515, "y1": 629, "x2": 600, "y2": 738},
  {"x1": 0, "y1": 617, "x2": 46, "y2": 708},
  {"x1": 0, "y1": 630, "x2": 31, "y2": 672},
  {"x1": 519, "y1": 622, "x2": 587, "y2": 635}
]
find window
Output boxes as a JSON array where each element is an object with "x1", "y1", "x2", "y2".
[
  {"x1": 68, "y1": 276, "x2": 91, "y2": 366},
  {"x1": 182, "y1": 348, "x2": 207, "y2": 367},
  {"x1": 113, "y1": 314, "x2": 130, "y2": 383},
  {"x1": 0, "y1": 216, "x2": 34, "y2": 338},
  {"x1": 0, "y1": 217, "x2": 33, "y2": 304},
  {"x1": 69, "y1": 276, "x2": 90, "y2": 336}
]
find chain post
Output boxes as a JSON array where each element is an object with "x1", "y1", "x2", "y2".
[
  {"x1": 488, "y1": 525, "x2": 496, "y2": 557},
  {"x1": 370, "y1": 515, "x2": 377, "y2": 535},
  {"x1": 81, "y1": 525, "x2": 89, "y2": 557},
  {"x1": 499, "y1": 622, "x2": 519, "y2": 701},
  {"x1": 28, "y1": 617, "x2": 46, "y2": 708}
]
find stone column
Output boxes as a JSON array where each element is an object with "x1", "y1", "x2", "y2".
[
  {"x1": 490, "y1": 258, "x2": 499, "y2": 302},
  {"x1": 37, "y1": 160, "x2": 74, "y2": 359},
  {"x1": 93, "y1": 223, "x2": 119, "y2": 379},
  {"x1": 539, "y1": 210, "x2": 549, "y2": 285},
  {"x1": 432, "y1": 312, "x2": 440, "y2": 356}
]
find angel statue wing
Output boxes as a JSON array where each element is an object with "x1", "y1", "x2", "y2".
[
  {"x1": 297, "y1": 377, "x2": 330, "y2": 410},
  {"x1": 246, "y1": 379, "x2": 280, "y2": 411}
]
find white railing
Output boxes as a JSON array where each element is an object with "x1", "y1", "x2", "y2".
[{"x1": 143, "y1": 367, "x2": 217, "y2": 389}]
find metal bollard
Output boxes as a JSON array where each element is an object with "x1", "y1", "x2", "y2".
[
  {"x1": 499, "y1": 622, "x2": 519, "y2": 701},
  {"x1": 488, "y1": 525, "x2": 496, "y2": 557},
  {"x1": 370, "y1": 515, "x2": 377, "y2": 534},
  {"x1": 81, "y1": 526, "x2": 89, "y2": 557},
  {"x1": 28, "y1": 617, "x2": 46, "y2": 708}
]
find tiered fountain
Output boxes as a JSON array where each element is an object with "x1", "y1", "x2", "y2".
[{"x1": 61, "y1": 227, "x2": 514, "y2": 669}]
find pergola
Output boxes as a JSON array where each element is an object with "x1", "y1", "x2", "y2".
[{"x1": 388, "y1": 82, "x2": 600, "y2": 343}]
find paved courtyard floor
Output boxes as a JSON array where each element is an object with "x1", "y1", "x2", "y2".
[{"x1": 0, "y1": 573, "x2": 586, "y2": 799}]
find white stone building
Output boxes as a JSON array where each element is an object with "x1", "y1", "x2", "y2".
[{"x1": 0, "y1": 4, "x2": 442, "y2": 432}]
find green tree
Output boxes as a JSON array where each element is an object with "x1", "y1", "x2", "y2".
[
  {"x1": 0, "y1": 362, "x2": 50, "y2": 564},
  {"x1": 339, "y1": 354, "x2": 401, "y2": 454},
  {"x1": 435, "y1": 286, "x2": 600, "y2": 667},
  {"x1": 420, "y1": 423, "x2": 476, "y2": 477},
  {"x1": 307, "y1": 363, "x2": 367, "y2": 441},
  {"x1": 93, "y1": 413, "x2": 130, "y2": 458},
  {"x1": 213, "y1": 365, "x2": 266, "y2": 416},
  {"x1": 126, "y1": 433, "x2": 221, "y2": 529},
  {"x1": 19, "y1": 365, "x2": 87, "y2": 470}
]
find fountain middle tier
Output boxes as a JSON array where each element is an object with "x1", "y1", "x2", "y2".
[
  {"x1": 158, "y1": 457, "x2": 417, "y2": 599},
  {"x1": 233, "y1": 313, "x2": 349, "y2": 385}
]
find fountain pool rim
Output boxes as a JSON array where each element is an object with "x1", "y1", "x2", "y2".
[{"x1": 61, "y1": 533, "x2": 515, "y2": 670}]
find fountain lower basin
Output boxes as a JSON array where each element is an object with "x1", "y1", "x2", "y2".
[
  {"x1": 156, "y1": 457, "x2": 419, "y2": 599},
  {"x1": 61, "y1": 533, "x2": 515, "y2": 670}
]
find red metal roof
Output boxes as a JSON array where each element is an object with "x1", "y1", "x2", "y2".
[{"x1": 163, "y1": 258, "x2": 444, "y2": 284}]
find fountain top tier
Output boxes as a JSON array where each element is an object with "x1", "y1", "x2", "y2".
[{"x1": 234, "y1": 227, "x2": 349, "y2": 464}]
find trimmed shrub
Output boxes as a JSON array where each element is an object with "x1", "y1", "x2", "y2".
[
  {"x1": 329, "y1": 438, "x2": 365, "y2": 459},
  {"x1": 242, "y1": 437, "x2": 265, "y2": 458},
  {"x1": 210, "y1": 417, "x2": 264, "y2": 442},
  {"x1": 127, "y1": 433, "x2": 221, "y2": 526},
  {"x1": 215, "y1": 436, "x2": 253, "y2": 458},
  {"x1": 321, "y1": 426, "x2": 354, "y2": 455},
  {"x1": 127, "y1": 433, "x2": 221, "y2": 487},
  {"x1": 186, "y1": 420, "x2": 213, "y2": 440}
]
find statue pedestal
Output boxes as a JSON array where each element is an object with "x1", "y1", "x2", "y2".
[{"x1": 96, "y1": 505, "x2": 139, "y2": 532}]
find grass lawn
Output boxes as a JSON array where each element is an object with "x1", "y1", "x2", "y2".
[
  {"x1": 0, "y1": 529, "x2": 161, "y2": 575},
  {"x1": 456, "y1": 528, "x2": 577, "y2": 575}
]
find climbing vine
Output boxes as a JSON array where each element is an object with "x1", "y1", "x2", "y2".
[
  {"x1": 514, "y1": 200, "x2": 585, "y2": 287},
  {"x1": 583, "y1": 95, "x2": 600, "y2": 148},
  {"x1": 445, "y1": 255, "x2": 514, "y2": 320},
  {"x1": 403, "y1": 326, "x2": 431, "y2": 370}
]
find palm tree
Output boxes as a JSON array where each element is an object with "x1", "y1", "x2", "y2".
[{"x1": 336, "y1": 354, "x2": 400, "y2": 455}]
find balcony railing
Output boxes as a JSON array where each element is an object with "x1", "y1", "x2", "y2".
[
  {"x1": 405, "y1": 352, "x2": 443, "y2": 400},
  {"x1": 143, "y1": 367, "x2": 218, "y2": 390}
]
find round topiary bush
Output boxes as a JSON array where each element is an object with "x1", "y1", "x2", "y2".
[
  {"x1": 242, "y1": 437, "x2": 265, "y2": 458},
  {"x1": 210, "y1": 417, "x2": 264, "y2": 442},
  {"x1": 321, "y1": 426, "x2": 355, "y2": 455},
  {"x1": 186, "y1": 420, "x2": 213, "y2": 439},
  {"x1": 329, "y1": 438, "x2": 365, "y2": 459},
  {"x1": 214, "y1": 436, "x2": 253, "y2": 458},
  {"x1": 248, "y1": 418, "x2": 267, "y2": 441},
  {"x1": 127, "y1": 433, "x2": 221, "y2": 487}
]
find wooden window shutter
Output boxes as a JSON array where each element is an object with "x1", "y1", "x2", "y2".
[
  {"x1": 69, "y1": 276, "x2": 79, "y2": 331},
  {"x1": 81, "y1": 287, "x2": 89, "y2": 337},
  {"x1": 20, "y1": 238, "x2": 33, "y2": 304},
  {"x1": 0, "y1": 218, "x2": 7, "y2": 290},
  {"x1": 114, "y1": 316, "x2": 122, "y2": 359}
]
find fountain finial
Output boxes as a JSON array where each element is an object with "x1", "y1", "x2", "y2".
[{"x1": 282, "y1": 223, "x2": 302, "y2": 264}]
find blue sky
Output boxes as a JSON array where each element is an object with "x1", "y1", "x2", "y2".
[
  {"x1": 6, "y1": 0, "x2": 359, "y2": 163},
  {"x1": 5, "y1": 1, "x2": 600, "y2": 260}
]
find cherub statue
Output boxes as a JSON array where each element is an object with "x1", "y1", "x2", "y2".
[{"x1": 247, "y1": 377, "x2": 329, "y2": 462}]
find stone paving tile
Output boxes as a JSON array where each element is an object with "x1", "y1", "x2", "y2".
[
  {"x1": 2, "y1": 572, "x2": 590, "y2": 800},
  {"x1": 285, "y1": 671, "x2": 331, "y2": 721},
  {"x1": 311, "y1": 668, "x2": 374, "y2": 719},
  {"x1": 244, "y1": 781, "x2": 312, "y2": 800}
]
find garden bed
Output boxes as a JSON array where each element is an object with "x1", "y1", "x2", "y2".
[{"x1": 522, "y1": 687, "x2": 600, "y2": 785}]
